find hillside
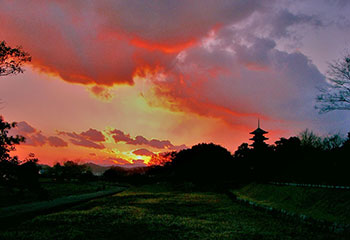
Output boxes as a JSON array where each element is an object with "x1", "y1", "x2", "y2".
[{"x1": 232, "y1": 183, "x2": 350, "y2": 224}]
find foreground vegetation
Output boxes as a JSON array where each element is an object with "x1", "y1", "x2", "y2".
[
  {"x1": 0, "y1": 186, "x2": 125, "y2": 222},
  {"x1": 0, "y1": 183, "x2": 347, "y2": 240},
  {"x1": 232, "y1": 183, "x2": 350, "y2": 224}
]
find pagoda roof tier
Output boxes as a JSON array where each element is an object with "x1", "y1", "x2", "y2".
[
  {"x1": 250, "y1": 136, "x2": 268, "y2": 141},
  {"x1": 249, "y1": 127, "x2": 268, "y2": 135}
]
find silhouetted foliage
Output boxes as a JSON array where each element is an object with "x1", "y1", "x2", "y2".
[
  {"x1": 168, "y1": 143, "x2": 235, "y2": 185},
  {"x1": 343, "y1": 132, "x2": 350, "y2": 147},
  {"x1": 0, "y1": 116, "x2": 25, "y2": 163},
  {"x1": 259, "y1": 130, "x2": 350, "y2": 184},
  {"x1": 144, "y1": 129, "x2": 350, "y2": 187},
  {"x1": 0, "y1": 41, "x2": 31, "y2": 77},
  {"x1": 0, "y1": 116, "x2": 25, "y2": 186},
  {"x1": 17, "y1": 153, "x2": 41, "y2": 190},
  {"x1": 103, "y1": 166, "x2": 149, "y2": 184},
  {"x1": 103, "y1": 166, "x2": 129, "y2": 181},
  {"x1": 62, "y1": 161, "x2": 89, "y2": 180},
  {"x1": 0, "y1": 117, "x2": 42, "y2": 193},
  {"x1": 234, "y1": 143, "x2": 251, "y2": 159},
  {"x1": 271, "y1": 136, "x2": 302, "y2": 181},
  {"x1": 316, "y1": 53, "x2": 350, "y2": 112},
  {"x1": 46, "y1": 161, "x2": 92, "y2": 181},
  {"x1": 80, "y1": 170, "x2": 96, "y2": 182},
  {"x1": 321, "y1": 134, "x2": 344, "y2": 150},
  {"x1": 232, "y1": 143, "x2": 253, "y2": 182},
  {"x1": 299, "y1": 129, "x2": 323, "y2": 149}
]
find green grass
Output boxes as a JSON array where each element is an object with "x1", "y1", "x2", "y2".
[
  {"x1": 232, "y1": 183, "x2": 350, "y2": 224},
  {"x1": 0, "y1": 187, "x2": 125, "y2": 220},
  {"x1": 0, "y1": 180, "x2": 117, "y2": 207},
  {"x1": 0, "y1": 183, "x2": 346, "y2": 240},
  {"x1": 41, "y1": 181, "x2": 115, "y2": 199}
]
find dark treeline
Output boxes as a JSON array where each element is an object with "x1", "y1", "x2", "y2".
[
  {"x1": 0, "y1": 117, "x2": 42, "y2": 195},
  {"x1": 233, "y1": 130, "x2": 350, "y2": 185},
  {"x1": 105, "y1": 129, "x2": 350, "y2": 187},
  {"x1": 0, "y1": 117, "x2": 100, "y2": 201},
  {"x1": 43, "y1": 161, "x2": 96, "y2": 182},
  {"x1": 0, "y1": 153, "x2": 41, "y2": 191}
]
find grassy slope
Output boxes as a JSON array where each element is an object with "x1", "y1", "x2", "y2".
[
  {"x1": 0, "y1": 183, "x2": 346, "y2": 240},
  {"x1": 232, "y1": 183, "x2": 350, "y2": 224},
  {"x1": 0, "y1": 181, "x2": 115, "y2": 207}
]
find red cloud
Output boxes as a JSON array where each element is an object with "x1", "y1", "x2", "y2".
[
  {"x1": 93, "y1": 157, "x2": 131, "y2": 166},
  {"x1": 131, "y1": 136, "x2": 149, "y2": 146},
  {"x1": 132, "y1": 148, "x2": 154, "y2": 157},
  {"x1": 0, "y1": 0, "x2": 266, "y2": 86},
  {"x1": 130, "y1": 159, "x2": 147, "y2": 168},
  {"x1": 107, "y1": 157, "x2": 130, "y2": 165},
  {"x1": 110, "y1": 129, "x2": 132, "y2": 143}
]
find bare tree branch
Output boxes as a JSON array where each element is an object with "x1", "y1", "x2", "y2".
[
  {"x1": 316, "y1": 54, "x2": 350, "y2": 113},
  {"x1": 0, "y1": 41, "x2": 31, "y2": 77}
]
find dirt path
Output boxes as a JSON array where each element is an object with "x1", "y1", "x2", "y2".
[{"x1": 0, "y1": 186, "x2": 126, "y2": 225}]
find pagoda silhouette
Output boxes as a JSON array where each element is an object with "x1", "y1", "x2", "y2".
[{"x1": 249, "y1": 119, "x2": 268, "y2": 149}]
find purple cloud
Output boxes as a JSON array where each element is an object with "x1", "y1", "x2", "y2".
[
  {"x1": 59, "y1": 130, "x2": 105, "y2": 149},
  {"x1": 80, "y1": 128, "x2": 105, "y2": 142},
  {"x1": 47, "y1": 136, "x2": 68, "y2": 147},
  {"x1": 109, "y1": 129, "x2": 187, "y2": 150}
]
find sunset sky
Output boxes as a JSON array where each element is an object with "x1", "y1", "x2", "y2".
[{"x1": 1, "y1": 0, "x2": 350, "y2": 166}]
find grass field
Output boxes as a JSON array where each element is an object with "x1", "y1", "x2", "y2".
[
  {"x1": 232, "y1": 183, "x2": 350, "y2": 224},
  {"x1": 0, "y1": 183, "x2": 347, "y2": 240},
  {"x1": 0, "y1": 180, "x2": 116, "y2": 207}
]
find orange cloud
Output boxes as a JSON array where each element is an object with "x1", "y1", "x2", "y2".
[{"x1": 131, "y1": 37, "x2": 197, "y2": 54}]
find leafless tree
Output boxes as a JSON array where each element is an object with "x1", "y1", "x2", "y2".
[{"x1": 316, "y1": 54, "x2": 350, "y2": 113}]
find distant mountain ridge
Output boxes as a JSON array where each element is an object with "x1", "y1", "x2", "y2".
[{"x1": 84, "y1": 162, "x2": 111, "y2": 176}]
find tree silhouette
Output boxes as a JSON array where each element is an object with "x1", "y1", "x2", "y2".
[
  {"x1": 0, "y1": 116, "x2": 25, "y2": 185},
  {"x1": 233, "y1": 143, "x2": 251, "y2": 159},
  {"x1": 169, "y1": 143, "x2": 235, "y2": 184},
  {"x1": 47, "y1": 161, "x2": 91, "y2": 181},
  {"x1": 0, "y1": 116, "x2": 25, "y2": 163},
  {"x1": 316, "y1": 54, "x2": 350, "y2": 112},
  {"x1": 0, "y1": 41, "x2": 31, "y2": 77},
  {"x1": 18, "y1": 153, "x2": 40, "y2": 190}
]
